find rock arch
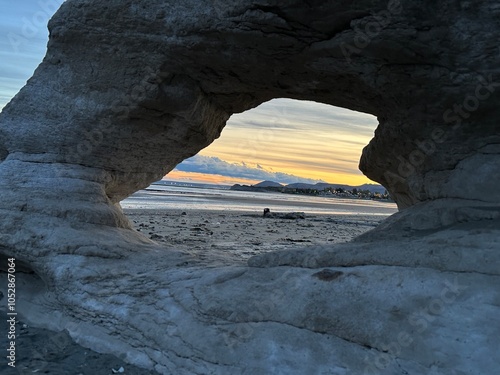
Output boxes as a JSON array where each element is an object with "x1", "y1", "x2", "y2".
[{"x1": 0, "y1": 1, "x2": 499, "y2": 374}]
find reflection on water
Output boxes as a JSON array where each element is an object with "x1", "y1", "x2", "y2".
[{"x1": 122, "y1": 185, "x2": 398, "y2": 216}]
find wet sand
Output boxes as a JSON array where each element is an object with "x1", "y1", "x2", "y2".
[{"x1": 125, "y1": 208, "x2": 386, "y2": 264}]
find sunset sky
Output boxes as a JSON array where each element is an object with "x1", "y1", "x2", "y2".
[{"x1": 0, "y1": 1, "x2": 379, "y2": 187}]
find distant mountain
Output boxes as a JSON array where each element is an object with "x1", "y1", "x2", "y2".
[
  {"x1": 314, "y1": 182, "x2": 347, "y2": 190},
  {"x1": 356, "y1": 184, "x2": 387, "y2": 194},
  {"x1": 157, "y1": 178, "x2": 386, "y2": 194},
  {"x1": 254, "y1": 180, "x2": 284, "y2": 188},
  {"x1": 230, "y1": 184, "x2": 262, "y2": 192},
  {"x1": 285, "y1": 182, "x2": 316, "y2": 189},
  {"x1": 286, "y1": 182, "x2": 346, "y2": 190},
  {"x1": 257, "y1": 181, "x2": 386, "y2": 194}
]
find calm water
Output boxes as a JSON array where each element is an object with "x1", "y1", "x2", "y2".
[{"x1": 121, "y1": 185, "x2": 398, "y2": 216}]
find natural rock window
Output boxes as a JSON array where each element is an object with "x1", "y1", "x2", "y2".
[{"x1": 0, "y1": 1, "x2": 499, "y2": 374}]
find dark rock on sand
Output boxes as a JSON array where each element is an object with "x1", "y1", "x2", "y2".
[{"x1": 263, "y1": 208, "x2": 306, "y2": 219}]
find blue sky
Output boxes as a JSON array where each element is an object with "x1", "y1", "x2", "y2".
[
  {"x1": 0, "y1": 1, "x2": 380, "y2": 186},
  {"x1": 0, "y1": 1, "x2": 65, "y2": 108}
]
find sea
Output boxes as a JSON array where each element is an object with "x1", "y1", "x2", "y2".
[{"x1": 121, "y1": 184, "x2": 398, "y2": 216}]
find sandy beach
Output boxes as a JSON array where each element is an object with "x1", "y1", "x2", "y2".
[{"x1": 125, "y1": 208, "x2": 387, "y2": 265}]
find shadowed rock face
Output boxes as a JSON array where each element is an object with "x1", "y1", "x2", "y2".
[{"x1": 0, "y1": 1, "x2": 499, "y2": 374}]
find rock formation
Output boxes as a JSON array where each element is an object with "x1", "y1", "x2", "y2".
[{"x1": 0, "y1": 0, "x2": 499, "y2": 374}]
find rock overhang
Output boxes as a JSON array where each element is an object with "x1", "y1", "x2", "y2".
[{"x1": 0, "y1": 1, "x2": 499, "y2": 373}]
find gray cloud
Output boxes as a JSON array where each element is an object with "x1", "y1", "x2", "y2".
[
  {"x1": 174, "y1": 155, "x2": 325, "y2": 185},
  {"x1": 0, "y1": 1, "x2": 65, "y2": 109},
  {"x1": 230, "y1": 98, "x2": 378, "y2": 137}
]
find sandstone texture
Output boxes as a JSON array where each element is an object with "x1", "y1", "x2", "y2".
[{"x1": 0, "y1": 0, "x2": 499, "y2": 374}]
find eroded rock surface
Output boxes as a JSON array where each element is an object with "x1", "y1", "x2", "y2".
[
  {"x1": 2, "y1": 224, "x2": 500, "y2": 374},
  {"x1": 0, "y1": 0, "x2": 499, "y2": 374}
]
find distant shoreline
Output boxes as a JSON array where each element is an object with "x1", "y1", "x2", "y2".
[
  {"x1": 152, "y1": 179, "x2": 393, "y2": 202},
  {"x1": 149, "y1": 185, "x2": 394, "y2": 203},
  {"x1": 125, "y1": 184, "x2": 397, "y2": 217},
  {"x1": 229, "y1": 184, "x2": 394, "y2": 203}
]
